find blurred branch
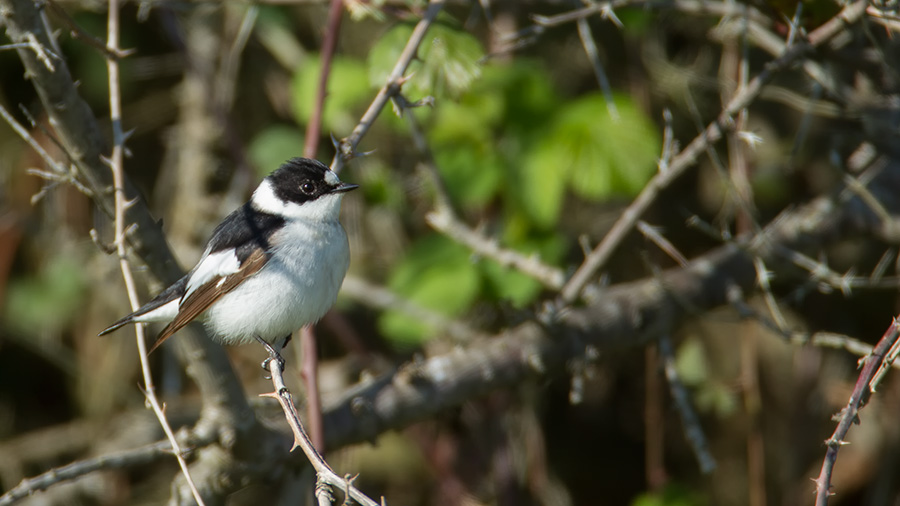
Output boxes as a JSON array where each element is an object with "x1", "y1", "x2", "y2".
[
  {"x1": 0, "y1": 0, "x2": 180, "y2": 283},
  {"x1": 558, "y1": 0, "x2": 868, "y2": 303},
  {"x1": 396, "y1": 92, "x2": 567, "y2": 291},
  {"x1": 321, "y1": 160, "x2": 900, "y2": 448},
  {"x1": 814, "y1": 317, "x2": 900, "y2": 505},
  {"x1": 304, "y1": 0, "x2": 343, "y2": 159},
  {"x1": 301, "y1": 0, "x2": 346, "y2": 455},
  {"x1": 658, "y1": 335, "x2": 716, "y2": 474},
  {"x1": 0, "y1": 432, "x2": 215, "y2": 506}
]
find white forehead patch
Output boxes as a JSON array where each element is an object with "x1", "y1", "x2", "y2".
[{"x1": 324, "y1": 170, "x2": 340, "y2": 186}]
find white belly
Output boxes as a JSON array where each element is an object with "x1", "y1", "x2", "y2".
[{"x1": 204, "y1": 220, "x2": 349, "y2": 345}]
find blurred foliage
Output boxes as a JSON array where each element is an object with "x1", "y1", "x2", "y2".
[
  {"x1": 4, "y1": 252, "x2": 87, "y2": 336},
  {"x1": 631, "y1": 484, "x2": 706, "y2": 506},
  {"x1": 368, "y1": 17, "x2": 484, "y2": 99},
  {"x1": 292, "y1": 54, "x2": 372, "y2": 134},
  {"x1": 1, "y1": 1, "x2": 897, "y2": 505}
]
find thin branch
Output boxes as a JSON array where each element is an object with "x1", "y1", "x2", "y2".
[
  {"x1": 574, "y1": 0, "x2": 619, "y2": 119},
  {"x1": 300, "y1": 0, "x2": 346, "y2": 455},
  {"x1": 341, "y1": 275, "x2": 488, "y2": 342},
  {"x1": 398, "y1": 94, "x2": 567, "y2": 291},
  {"x1": 814, "y1": 317, "x2": 900, "y2": 505},
  {"x1": 262, "y1": 358, "x2": 382, "y2": 506},
  {"x1": 104, "y1": 2, "x2": 204, "y2": 503},
  {"x1": 304, "y1": 0, "x2": 344, "y2": 159},
  {"x1": 0, "y1": 439, "x2": 198, "y2": 506},
  {"x1": 44, "y1": 0, "x2": 132, "y2": 60},
  {"x1": 330, "y1": 0, "x2": 445, "y2": 173},
  {"x1": 658, "y1": 335, "x2": 717, "y2": 474},
  {"x1": 558, "y1": 0, "x2": 868, "y2": 303},
  {"x1": 321, "y1": 161, "x2": 900, "y2": 449}
]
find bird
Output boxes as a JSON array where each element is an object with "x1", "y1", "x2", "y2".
[{"x1": 99, "y1": 157, "x2": 358, "y2": 367}]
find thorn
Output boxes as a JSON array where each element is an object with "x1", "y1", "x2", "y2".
[
  {"x1": 601, "y1": 5, "x2": 624, "y2": 28},
  {"x1": 738, "y1": 130, "x2": 764, "y2": 148},
  {"x1": 89, "y1": 228, "x2": 116, "y2": 254}
]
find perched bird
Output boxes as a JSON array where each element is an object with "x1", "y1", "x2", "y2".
[{"x1": 99, "y1": 157, "x2": 358, "y2": 365}]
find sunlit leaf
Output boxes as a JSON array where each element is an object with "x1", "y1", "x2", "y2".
[
  {"x1": 368, "y1": 20, "x2": 483, "y2": 99},
  {"x1": 551, "y1": 93, "x2": 660, "y2": 199}
]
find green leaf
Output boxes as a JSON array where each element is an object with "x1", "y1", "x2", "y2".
[
  {"x1": 551, "y1": 93, "x2": 660, "y2": 199},
  {"x1": 247, "y1": 125, "x2": 304, "y2": 178},
  {"x1": 368, "y1": 20, "x2": 483, "y2": 99},
  {"x1": 292, "y1": 55, "x2": 371, "y2": 133},
  {"x1": 379, "y1": 235, "x2": 480, "y2": 346},
  {"x1": 514, "y1": 133, "x2": 569, "y2": 228},
  {"x1": 480, "y1": 261, "x2": 543, "y2": 307},
  {"x1": 432, "y1": 143, "x2": 503, "y2": 209}
]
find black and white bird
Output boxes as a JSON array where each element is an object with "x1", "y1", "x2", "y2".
[{"x1": 99, "y1": 158, "x2": 358, "y2": 360}]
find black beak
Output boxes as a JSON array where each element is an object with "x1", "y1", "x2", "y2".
[{"x1": 331, "y1": 182, "x2": 359, "y2": 194}]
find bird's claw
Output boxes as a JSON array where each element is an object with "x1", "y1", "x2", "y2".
[{"x1": 254, "y1": 336, "x2": 285, "y2": 377}]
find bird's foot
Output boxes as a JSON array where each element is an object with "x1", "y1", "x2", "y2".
[{"x1": 254, "y1": 336, "x2": 285, "y2": 377}]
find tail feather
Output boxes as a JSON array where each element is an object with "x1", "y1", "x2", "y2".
[{"x1": 97, "y1": 315, "x2": 134, "y2": 336}]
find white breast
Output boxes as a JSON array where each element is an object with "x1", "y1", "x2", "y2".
[{"x1": 203, "y1": 218, "x2": 350, "y2": 345}]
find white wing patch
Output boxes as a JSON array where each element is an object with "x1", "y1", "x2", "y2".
[{"x1": 184, "y1": 248, "x2": 241, "y2": 301}]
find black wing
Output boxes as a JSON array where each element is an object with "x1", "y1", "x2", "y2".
[{"x1": 205, "y1": 202, "x2": 285, "y2": 263}]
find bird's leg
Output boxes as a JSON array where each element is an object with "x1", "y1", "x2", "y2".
[{"x1": 255, "y1": 335, "x2": 286, "y2": 375}]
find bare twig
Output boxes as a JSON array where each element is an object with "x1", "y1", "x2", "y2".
[
  {"x1": 558, "y1": 0, "x2": 868, "y2": 303},
  {"x1": 398, "y1": 94, "x2": 567, "y2": 291},
  {"x1": 304, "y1": 0, "x2": 344, "y2": 159},
  {"x1": 331, "y1": 0, "x2": 445, "y2": 173},
  {"x1": 262, "y1": 359, "x2": 382, "y2": 506},
  {"x1": 574, "y1": 0, "x2": 619, "y2": 119},
  {"x1": 300, "y1": 0, "x2": 346, "y2": 455},
  {"x1": 814, "y1": 317, "x2": 900, "y2": 505},
  {"x1": 44, "y1": 0, "x2": 133, "y2": 60},
  {"x1": 658, "y1": 335, "x2": 717, "y2": 474},
  {"x1": 0, "y1": 438, "x2": 202, "y2": 506},
  {"x1": 104, "y1": 2, "x2": 204, "y2": 503},
  {"x1": 341, "y1": 275, "x2": 487, "y2": 342}
]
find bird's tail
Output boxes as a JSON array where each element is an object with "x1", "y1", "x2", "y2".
[{"x1": 97, "y1": 315, "x2": 134, "y2": 336}]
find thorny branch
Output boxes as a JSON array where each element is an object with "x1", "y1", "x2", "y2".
[
  {"x1": 559, "y1": 0, "x2": 869, "y2": 303},
  {"x1": 814, "y1": 318, "x2": 900, "y2": 505},
  {"x1": 103, "y1": 0, "x2": 204, "y2": 503},
  {"x1": 1, "y1": 0, "x2": 898, "y2": 503}
]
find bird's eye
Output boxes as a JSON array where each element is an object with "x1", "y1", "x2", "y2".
[{"x1": 300, "y1": 181, "x2": 316, "y2": 195}]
